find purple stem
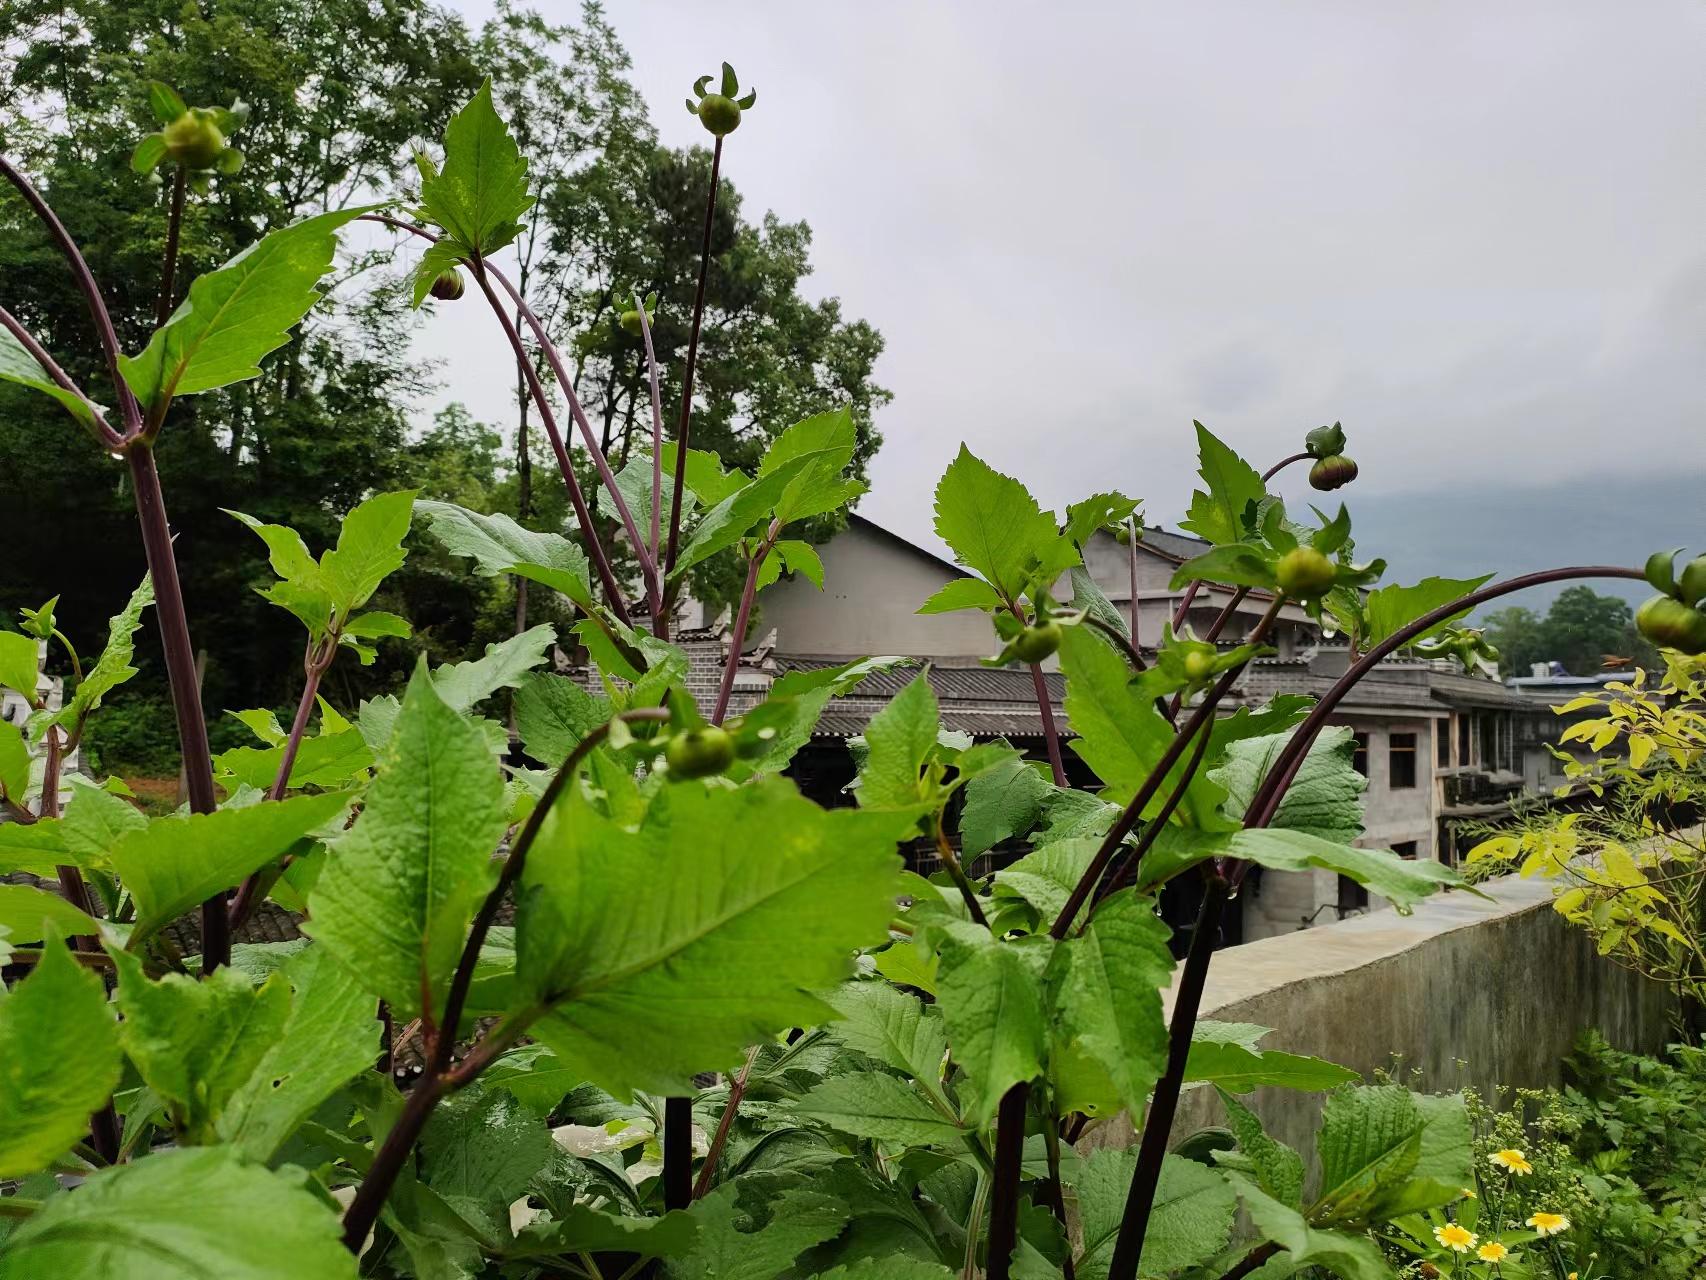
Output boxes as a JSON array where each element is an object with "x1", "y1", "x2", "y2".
[
  {"x1": 634, "y1": 295, "x2": 665, "y2": 564},
  {"x1": 154, "y1": 166, "x2": 187, "y2": 332},
  {"x1": 1030, "y1": 663, "x2": 1068, "y2": 787},
  {"x1": 0, "y1": 305, "x2": 120, "y2": 446},
  {"x1": 665, "y1": 135, "x2": 724, "y2": 579},
  {"x1": 985, "y1": 1082, "x2": 1031, "y2": 1280},
  {"x1": 711, "y1": 526, "x2": 776, "y2": 725},
  {"x1": 1261, "y1": 451, "x2": 1310, "y2": 482},
  {"x1": 1126, "y1": 519, "x2": 1141, "y2": 647},
  {"x1": 1093, "y1": 714, "x2": 1215, "y2": 906}
]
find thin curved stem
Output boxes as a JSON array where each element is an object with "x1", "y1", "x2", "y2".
[
  {"x1": 634, "y1": 296, "x2": 665, "y2": 565},
  {"x1": 1094, "y1": 712, "x2": 1215, "y2": 907},
  {"x1": 1126, "y1": 519, "x2": 1141, "y2": 646},
  {"x1": 0, "y1": 155, "x2": 143, "y2": 436},
  {"x1": 0, "y1": 305, "x2": 121, "y2": 446},
  {"x1": 711, "y1": 529, "x2": 774, "y2": 725},
  {"x1": 154, "y1": 166, "x2": 187, "y2": 331},
  {"x1": 665, "y1": 135, "x2": 723, "y2": 579},
  {"x1": 693, "y1": 1043, "x2": 761, "y2": 1198},
  {"x1": 1261, "y1": 451, "x2": 1309, "y2": 482},
  {"x1": 1030, "y1": 663, "x2": 1068, "y2": 787}
]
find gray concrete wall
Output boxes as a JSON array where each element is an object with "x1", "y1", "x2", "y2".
[{"x1": 1086, "y1": 870, "x2": 1675, "y2": 1170}]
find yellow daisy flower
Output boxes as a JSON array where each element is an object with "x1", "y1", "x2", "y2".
[
  {"x1": 1490, "y1": 1148, "x2": 1534, "y2": 1175},
  {"x1": 1460, "y1": 1186, "x2": 1478, "y2": 1199},
  {"x1": 1434, "y1": 1223, "x2": 1478, "y2": 1253},
  {"x1": 1527, "y1": 1211, "x2": 1570, "y2": 1235},
  {"x1": 1478, "y1": 1241, "x2": 1511, "y2": 1262}
]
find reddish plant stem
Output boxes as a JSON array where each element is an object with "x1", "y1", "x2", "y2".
[
  {"x1": 1030, "y1": 664, "x2": 1068, "y2": 787},
  {"x1": 467, "y1": 261, "x2": 634, "y2": 621},
  {"x1": 0, "y1": 155, "x2": 143, "y2": 437},
  {"x1": 1126, "y1": 519, "x2": 1141, "y2": 646},
  {"x1": 985, "y1": 1082, "x2": 1030, "y2": 1280},
  {"x1": 634, "y1": 294, "x2": 665, "y2": 563},
  {"x1": 341, "y1": 711, "x2": 666, "y2": 1251},
  {"x1": 1261, "y1": 451, "x2": 1309, "y2": 482},
  {"x1": 1219, "y1": 1242, "x2": 1282, "y2": 1280},
  {"x1": 1049, "y1": 598, "x2": 1281, "y2": 940},
  {"x1": 1168, "y1": 586, "x2": 1252, "y2": 719},
  {"x1": 693, "y1": 1043, "x2": 761, "y2": 1198},
  {"x1": 1041, "y1": 1109, "x2": 1077, "y2": 1280},
  {"x1": 154, "y1": 166, "x2": 187, "y2": 332},
  {"x1": 711, "y1": 524, "x2": 777, "y2": 725},
  {"x1": 1093, "y1": 714, "x2": 1215, "y2": 907},
  {"x1": 664, "y1": 134, "x2": 723, "y2": 579},
  {"x1": 126, "y1": 444, "x2": 223, "y2": 964},
  {"x1": 1105, "y1": 875, "x2": 1230, "y2": 1280},
  {"x1": 1169, "y1": 580, "x2": 1203, "y2": 634}
]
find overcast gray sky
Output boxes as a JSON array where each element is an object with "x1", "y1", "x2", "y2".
[{"x1": 423, "y1": 1, "x2": 1706, "y2": 603}]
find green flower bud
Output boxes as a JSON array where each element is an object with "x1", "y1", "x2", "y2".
[
  {"x1": 1305, "y1": 422, "x2": 1347, "y2": 459},
  {"x1": 1011, "y1": 621, "x2": 1063, "y2": 663},
  {"x1": 1276, "y1": 547, "x2": 1337, "y2": 599},
  {"x1": 664, "y1": 726, "x2": 736, "y2": 779},
  {"x1": 1308, "y1": 455, "x2": 1358, "y2": 491},
  {"x1": 1637, "y1": 595, "x2": 1706, "y2": 654},
  {"x1": 163, "y1": 110, "x2": 225, "y2": 169},
  {"x1": 429, "y1": 267, "x2": 465, "y2": 301}
]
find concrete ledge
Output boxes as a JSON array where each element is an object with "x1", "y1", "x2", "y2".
[{"x1": 1091, "y1": 868, "x2": 1674, "y2": 1163}]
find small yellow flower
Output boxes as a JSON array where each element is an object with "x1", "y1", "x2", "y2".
[
  {"x1": 1460, "y1": 1185, "x2": 1478, "y2": 1199},
  {"x1": 1478, "y1": 1241, "x2": 1511, "y2": 1262},
  {"x1": 1527, "y1": 1211, "x2": 1570, "y2": 1235},
  {"x1": 1434, "y1": 1223, "x2": 1478, "y2": 1253},
  {"x1": 1490, "y1": 1148, "x2": 1534, "y2": 1175}
]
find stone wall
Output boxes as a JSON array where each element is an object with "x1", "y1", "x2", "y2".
[{"x1": 1086, "y1": 868, "x2": 1675, "y2": 1169}]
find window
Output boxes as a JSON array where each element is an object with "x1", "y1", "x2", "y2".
[
  {"x1": 1391, "y1": 840, "x2": 1418, "y2": 859},
  {"x1": 1389, "y1": 733, "x2": 1418, "y2": 789},
  {"x1": 1457, "y1": 714, "x2": 1471, "y2": 767},
  {"x1": 1437, "y1": 723, "x2": 1449, "y2": 768},
  {"x1": 1351, "y1": 732, "x2": 1369, "y2": 777},
  {"x1": 1337, "y1": 875, "x2": 1369, "y2": 914}
]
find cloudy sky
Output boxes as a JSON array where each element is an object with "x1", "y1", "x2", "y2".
[{"x1": 425, "y1": 1, "x2": 1706, "y2": 605}]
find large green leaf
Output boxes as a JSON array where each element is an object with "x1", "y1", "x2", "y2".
[
  {"x1": 430, "y1": 623, "x2": 556, "y2": 713},
  {"x1": 1060, "y1": 625, "x2": 1229, "y2": 827},
  {"x1": 417, "y1": 499, "x2": 589, "y2": 586},
  {"x1": 1224, "y1": 1173, "x2": 1392, "y2": 1280},
  {"x1": 1362, "y1": 575, "x2": 1493, "y2": 648},
  {"x1": 217, "y1": 944, "x2": 379, "y2": 1161},
  {"x1": 961, "y1": 752, "x2": 1053, "y2": 857},
  {"x1": 760, "y1": 407, "x2": 865, "y2": 525},
  {"x1": 0, "y1": 325, "x2": 98, "y2": 427},
  {"x1": 42, "y1": 574, "x2": 154, "y2": 738},
  {"x1": 932, "y1": 445, "x2": 1061, "y2": 598},
  {"x1": 1216, "y1": 1089, "x2": 1305, "y2": 1208},
  {"x1": 0, "y1": 928, "x2": 121, "y2": 1177},
  {"x1": 0, "y1": 883, "x2": 99, "y2": 943},
  {"x1": 0, "y1": 722, "x2": 27, "y2": 804},
  {"x1": 121, "y1": 206, "x2": 374, "y2": 411},
  {"x1": 1046, "y1": 890, "x2": 1173, "y2": 1119},
  {"x1": 1185, "y1": 1023, "x2": 1358, "y2": 1094},
  {"x1": 0, "y1": 631, "x2": 37, "y2": 699},
  {"x1": 420, "y1": 1081, "x2": 551, "y2": 1213},
  {"x1": 316, "y1": 489, "x2": 416, "y2": 615},
  {"x1": 670, "y1": 1183, "x2": 849, "y2": 1280},
  {"x1": 1315, "y1": 1087, "x2": 1472, "y2": 1223},
  {"x1": 1075, "y1": 1149, "x2": 1237, "y2": 1280},
  {"x1": 991, "y1": 837, "x2": 1098, "y2": 928},
  {"x1": 0, "y1": 1145, "x2": 359, "y2": 1279},
  {"x1": 793, "y1": 1071, "x2": 966, "y2": 1147},
  {"x1": 933, "y1": 923, "x2": 1051, "y2": 1124},
  {"x1": 512, "y1": 672, "x2": 612, "y2": 766},
  {"x1": 822, "y1": 980, "x2": 949, "y2": 1098},
  {"x1": 1224, "y1": 829, "x2": 1466, "y2": 914},
  {"x1": 1213, "y1": 726, "x2": 1365, "y2": 842},
  {"x1": 855, "y1": 672, "x2": 938, "y2": 811},
  {"x1": 60, "y1": 778, "x2": 147, "y2": 868},
  {"x1": 111, "y1": 790, "x2": 349, "y2": 943},
  {"x1": 669, "y1": 448, "x2": 840, "y2": 580},
  {"x1": 916, "y1": 577, "x2": 1004, "y2": 616},
  {"x1": 417, "y1": 79, "x2": 533, "y2": 255},
  {"x1": 516, "y1": 777, "x2": 910, "y2": 1097},
  {"x1": 510, "y1": 1205, "x2": 699, "y2": 1260},
  {"x1": 1179, "y1": 423, "x2": 1266, "y2": 546},
  {"x1": 110, "y1": 949, "x2": 290, "y2": 1142},
  {"x1": 307, "y1": 664, "x2": 505, "y2": 1019}
]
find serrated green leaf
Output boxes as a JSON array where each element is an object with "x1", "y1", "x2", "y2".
[
  {"x1": 0, "y1": 928, "x2": 121, "y2": 1177},
  {"x1": 41, "y1": 575, "x2": 153, "y2": 739},
  {"x1": 1222, "y1": 829, "x2": 1465, "y2": 914},
  {"x1": 1213, "y1": 726, "x2": 1365, "y2": 842},
  {"x1": 855, "y1": 673, "x2": 938, "y2": 812},
  {"x1": 317, "y1": 489, "x2": 415, "y2": 615},
  {"x1": 1169, "y1": 543, "x2": 1277, "y2": 592},
  {"x1": 0, "y1": 820, "x2": 70, "y2": 877},
  {"x1": 671, "y1": 1183, "x2": 849, "y2": 1280},
  {"x1": 917, "y1": 577, "x2": 1003, "y2": 615},
  {"x1": 961, "y1": 752, "x2": 1053, "y2": 857},
  {"x1": 111, "y1": 791, "x2": 349, "y2": 944},
  {"x1": 1047, "y1": 890, "x2": 1173, "y2": 1119},
  {"x1": 418, "y1": 79, "x2": 533, "y2": 255},
  {"x1": 755, "y1": 538, "x2": 825, "y2": 591},
  {"x1": 761, "y1": 407, "x2": 864, "y2": 525},
  {"x1": 660, "y1": 442, "x2": 747, "y2": 506},
  {"x1": 0, "y1": 631, "x2": 38, "y2": 700},
  {"x1": 1187, "y1": 1031, "x2": 1358, "y2": 1094},
  {"x1": 0, "y1": 1146, "x2": 359, "y2": 1279},
  {"x1": 410, "y1": 239, "x2": 465, "y2": 308},
  {"x1": 0, "y1": 723, "x2": 28, "y2": 804},
  {"x1": 417, "y1": 499, "x2": 589, "y2": 585},
  {"x1": 1215, "y1": 1089, "x2": 1305, "y2": 1207},
  {"x1": 510, "y1": 1204, "x2": 700, "y2": 1260},
  {"x1": 934, "y1": 924, "x2": 1050, "y2": 1124},
  {"x1": 512, "y1": 672, "x2": 612, "y2": 766},
  {"x1": 306, "y1": 664, "x2": 505, "y2": 1019},
  {"x1": 669, "y1": 449, "x2": 834, "y2": 580},
  {"x1": 431, "y1": 623, "x2": 557, "y2": 713},
  {"x1": 1075, "y1": 1149, "x2": 1237, "y2": 1280},
  {"x1": 213, "y1": 727, "x2": 371, "y2": 793},
  {"x1": 420, "y1": 1081, "x2": 551, "y2": 1211},
  {"x1": 517, "y1": 777, "x2": 909, "y2": 1097},
  {"x1": 932, "y1": 445, "x2": 1061, "y2": 598},
  {"x1": 1063, "y1": 491, "x2": 1141, "y2": 549},
  {"x1": 0, "y1": 326, "x2": 98, "y2": 427},
  {"x1": 0, "y1": 883, "x2": 101, "y2": 943},
  {"x1": 823, "y1": 980, "x2": 948, "y2": 1095},
  {"x1": 110, "y1": 949, "x2": 290, "y2": 1142},
  {"x1": 121, "y1": 207, "x2": 375, "y2": 411},
  {"x1": 1224, "y1": 1172, "x2": 1392, "y2": 1280},
  {"x1": 216, "y1": 944, "x2": 377, "y2": 1161},
  {"x1": 1180, "y1": 423, "x2": 1266, "y2": 546},
  {"x1": 1363, "y1": 575, "x2": 1494, "y2": 648},
  {"x1": 794, "y1": 1071, "x2": 965, "y2": 1146}
]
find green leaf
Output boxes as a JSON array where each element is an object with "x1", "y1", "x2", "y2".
[
  {"x1": 431, "y1": 623, "x2": 557, "y2": 713},
  {"x1": 510, "y1": 1205, "x2": 699, "y2": 1260},
  {"x1": 934, "y1": 924, "x2": 1051, "y2": 1124},
  {"x1": 1216, "y1": 1089, "x2": 1305, "y2": 1207},
  {"x1": 1213, "y1": 726, "x2": 1365, "y2": 842},
  {"x1": 660, "y1": 442, "x2": 747, "y2": 506},
  {"x1": 42, "y1": 575, "x2": 154, "y2": 738},
  {"x1": 417, "y1": 79, "x2": 533, "y2": 255},
  {"x1": 772, "y1": 656, "x2": 916, "y2": 699},
  {"x1": 755, "y1": 539, "x2": 825, "y2": 591},
  {"x1": 855, "y1": 672, "x2": 938, "y2": 811},
  {"x1": 669, "y1": 452, "x2": 823, "y2": 580},
  {"x1": 1168, "y1": 543, "x2": 1278, "y2": 592},
  {"x1": 1047, "y1": 890, "x2": 1173, "y2": 1119},
  {"x1": 216, "y1": 944, "x2": 377, "y2": 1161},
  {"x1": 110, "y1": 949, "x2": 290, "y2": 1142},
  {"x1": 417, "y1": 499, "x2": 589, "y2": 586},
  {"x1": 213, "y1": 726, "x2": 372, "y2": 793},
  {"x1": 1224, "y1": 1173, "x2": 1392, "y2": 1280},
  {"x1": 794, "y1": 1071, "x2": 965, "y2": 1147},
  {"x1": 61, "y1": 779, "x2": 146, "y2": 870},
  {"x1": 1315, "y1": 1086, "x2": 1471, "y2": 1223},
  {"x1": 409, "y1": 239, "x2": 464, "y2": 308},
  {"x1": 317, "y1": 489, "x2": 415, "y2": 615},
  {"x1": 1075, "y1": 1149, "x2": 1237, "y2": 1280},
  {"x1": 420, "y1": 1082, "x2": 551, "y2": 1211},
  {"x1": 991, "y1": 837, "x2": 1098, "y2": 927},
  {"x1": 1221, "y1": 829, "x2": 1466, "y2": 914},
  {"x1": 1180, "y1": 423, "x2": 1266, "y2": 546},
  {"x1": 307, "y1": 664, "x2": 505, "y2": 1019},
  {"x1": 1060, "y1": 625, "x2": 1228, "y2": 827},
  {"x1": 1186, "y1": 1027, "x2": 1358, "y2": 1094},
  {"x1": 932, "y1": 445, "x2": 1061, "y2": 598},
  {"x1": 0, "y1": 723, "x2": 28, "y2": 804},
  {"x1": 671, "y1": 1183, "x2": 849, "y2": 1280},
  {"x1": 0, "y1": 631, "x2": 37, "y2": 701},
  {"x1": 0, "y1": 820, "x2": 70, "y2": 877},
  {"x1": 0, "y1": 1146, "x2": 359, "y2": 1279},
  {"x1": 1063, "y1": 491, "x2": 1141, "y2": 549},
  {"x1": 761, "y1": 407, "x2": 864, "y2": 525},
  {"x1": 961, "y1": 752, "x2": 1053, "y2": 857},
  {"x1": 147, "y1": 80, "x2": 188, "y2": 123},
  {"x1": 917, "y1": 577, "x2": 1003, "y2": 616},
  {"x1": 120, "y1": 206, "x2": 375, "y2": 411},
  {"x1": 1362, "y1": 575, "x2": 1493, "y2": 648},
  {"x1": 513, "y1": 672, "x2": 612, "y2": 766},
  {"x1": 0, "y1": 882, "x2": 103, "y2": 942},
  {"x1": 0, "y1": 326, "x2": 98, "y2": 427},
  {"x1": 517, "y1": 777, "x2": 909, "y2": 1097},
  {"x1": 0, "y1": 928, "x2": 121, "y2": 1177},
  {"x1": 823, "y1": 980, "x2": 948, "y2": 1094},
  {"x1": 111, "y1": 791, "x2": 349, "y2": 944}
]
